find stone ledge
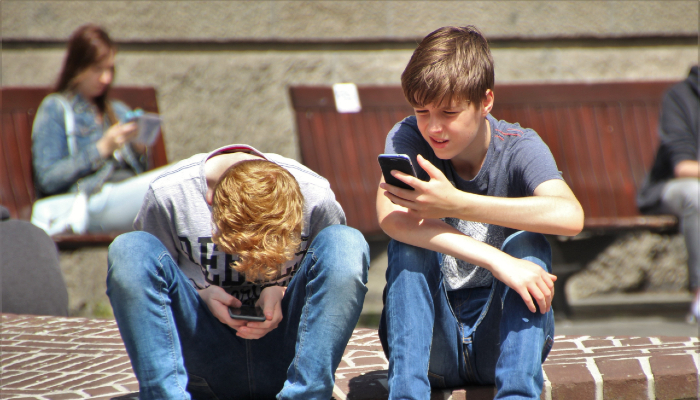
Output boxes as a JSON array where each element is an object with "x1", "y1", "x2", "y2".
[{"x1": 1, "y1": 314, "x2": 698, "y2": 400}]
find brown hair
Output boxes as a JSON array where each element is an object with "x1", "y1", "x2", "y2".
[
  {"x1": 401, "y1": 25, "x2": 494, "y2": 108},
  {"x1": 211, "y1": 160, "x2": 304, "y2": 283},
  {"x1": 55, "y1": 24, "x2": 117, "y2": 122}
]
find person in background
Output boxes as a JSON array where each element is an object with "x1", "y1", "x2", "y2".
[
  {"x1": 31, "y1": 24, "x2": 162, "y2": 235},
  {"x1": 638, "y1": 65, "x2": 699, "y2": 323}
]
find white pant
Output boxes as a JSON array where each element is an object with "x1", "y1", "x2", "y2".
[{"x1": 31, "y1": 167, "x2": 165, "y2": 235}]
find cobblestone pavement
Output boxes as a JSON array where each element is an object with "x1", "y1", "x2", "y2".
[{"x1": 1, "y1": 314, "x2": 698, "y2": 399}]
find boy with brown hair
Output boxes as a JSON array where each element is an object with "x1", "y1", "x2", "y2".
[
  {"x1": 376, "y1": 26, "x2": 584, "y2": 399},
  {"x1": 107, "y1": 144, "x2": 369, "y2": 399}
]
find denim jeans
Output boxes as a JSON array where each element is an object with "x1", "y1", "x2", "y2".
[
  {"x1": 378, "y1": 231, "x2": 554, "y2": 400},
  {"x1": 107, "y1": 224, "x2": 369, "y2": 400},
  {"x1": 32, "y1": 167, "x2": 165, "y2": 235},
  {"x1": 659, "y1": 178, "x2": 699, "y2": 290}
]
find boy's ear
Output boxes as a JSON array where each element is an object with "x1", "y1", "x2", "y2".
[
  {"x1": 481, "y1": 89, "x2": 495, "y2": 116},
  {"x1": 205, "y1": 188, "x2": 214, "y2": 205}
]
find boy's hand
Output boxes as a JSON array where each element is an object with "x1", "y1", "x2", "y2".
[
  {"x1": 491, "y1": 257, "x2": 557, "y2": 314},
  {"x1": 380, "y1": 155, "x2": 462, "y2": 219},
  {"x1": 197, "y1": 285, "x2": 248, "y2": 331},
  {"x1": 235, "y1": 286, "x2": 286, "y2": 340}
]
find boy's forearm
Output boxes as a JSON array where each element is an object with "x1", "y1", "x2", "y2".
[
  {"x1": 452, "y1": 190, "x2": 584, "y2": 237},
  {"x1": 378, "y1": 195, "x2": 512, "y2": 271}
]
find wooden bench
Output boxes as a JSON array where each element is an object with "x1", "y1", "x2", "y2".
[
  {"x1": 1, "y1": 86, "x2": 168, "y2": 249},
  {"x1": 290, "y1": 82, "x2": 679, "y2": 315}
]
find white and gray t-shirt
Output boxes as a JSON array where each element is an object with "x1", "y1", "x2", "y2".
[
  {"x1": 385, "y1": 114, "x2": 562, "y2": 290},
  {"x1": 134, "y1": 144, "x2": 346, "y2": 302}
]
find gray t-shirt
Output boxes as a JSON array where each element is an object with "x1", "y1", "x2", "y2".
[
  {"x1": 385, "y1": 114, "x2": 562, "y2": 290},
  {"x1": 134, "y1": 144, "x2": 346, "y2": 302}
]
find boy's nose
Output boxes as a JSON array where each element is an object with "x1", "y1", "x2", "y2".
[{"x1": 427, "y1": 118, "x2": 442, "y2": 133}]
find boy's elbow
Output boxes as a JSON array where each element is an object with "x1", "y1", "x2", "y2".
[
  {"x1": 377, "y1": 206, "x2": 412, "y2": 240},
  {"x1": 561, "y1": 202, "x2": 585, "y2": 236}
]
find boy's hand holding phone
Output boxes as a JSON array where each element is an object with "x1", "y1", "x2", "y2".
[
  {"x1": 231, "y1": 286, "x2": 285, "y2": 340},
  {"x1": 198, "y1": 285, "x2": 248, "y2": 331},
  {"x1": 380, "y1": 154, "x2": 463, "y2": 220}
]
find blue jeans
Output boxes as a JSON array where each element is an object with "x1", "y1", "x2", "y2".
[
  {"x1": 659, "y1": 178, "x2": 699, "y2": 290},
  {"x1": 107, "y1": 224, "x2": 369, "y2": 400},
  {"x1": 378, "y1": 231, "x2": 554, "y2": 400}
]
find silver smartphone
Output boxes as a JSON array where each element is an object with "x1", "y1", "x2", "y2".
[{"x1": 228, "y1": 305, "x2": 265, "y2": 322}]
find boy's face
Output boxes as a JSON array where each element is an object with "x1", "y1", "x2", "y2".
[{"x1": 413, "y1": 90, "x2": 494, "y2": 162}]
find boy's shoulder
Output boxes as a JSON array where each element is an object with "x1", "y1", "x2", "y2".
[{"x1": 488, "y1": 115, "x2": 537, "y2": 142}]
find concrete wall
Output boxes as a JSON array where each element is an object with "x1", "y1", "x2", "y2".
[{"x1": 3, "y1": 1, "x2": 698, "y2": 162}]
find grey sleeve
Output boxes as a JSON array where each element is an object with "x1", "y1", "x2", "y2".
[
  {"x1": 306, "y1": 187, "x2": 347, "y2": 244},
  {"x1": 134, "y1": 187, "x2": 179, "y2": 260},
  {"x1": 509, "y1": 134, "x2": 563, "y2": 196}
]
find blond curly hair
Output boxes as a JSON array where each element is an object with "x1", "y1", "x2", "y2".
[{"x1": 212, "y1": 159, "x2": 304, "y2": 283}]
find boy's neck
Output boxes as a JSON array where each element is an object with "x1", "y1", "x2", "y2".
[
  {"x1": 204, "y1": 151, "x2": 263, "y2": 204},
  {"x1": 450, "y1": 118, "x2": 491, "y2": 181}
]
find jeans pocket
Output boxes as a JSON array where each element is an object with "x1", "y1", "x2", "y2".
[
  {"x1": 187, "y1": 373, "x2": 219, "y2": 400},
  {"x1": 428, "y1": 371, "x2": 447, "y2": 388},
  {"x1": 541, "y1": 335, "x2": 554, "y2": 362}
]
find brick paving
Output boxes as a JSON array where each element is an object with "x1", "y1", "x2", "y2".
[{"x1": 1, "y1": 314, "x2": 698, "y2": 400}]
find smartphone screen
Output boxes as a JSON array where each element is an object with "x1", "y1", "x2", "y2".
[
  {"x1": 378, "y1": 154, "x2": 417, "y2": 190},
  {"x1": 228, "y1": 305, "x2": 266, "y2": 322}
]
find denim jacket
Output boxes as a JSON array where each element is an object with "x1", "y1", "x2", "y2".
[{"x1": 31, "y1": 92, "x2": 146, "y2": 197}]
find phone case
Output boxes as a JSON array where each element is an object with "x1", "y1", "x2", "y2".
[
  {"x1": 134, "y1": 113, "x2": 162, "y2": 146},
  {"x1": 378, "y1": 154, "x2": 417, "y2": 190}
]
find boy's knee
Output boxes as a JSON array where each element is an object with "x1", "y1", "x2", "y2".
[
  {"x1": 315, "y1": 225, "x2": 369, "y2": 263},
  {"x1": 501, "y1": 231, "x2": 551, "y2": 270},
  {"x1": 107, "y1": 231, "x2": 166, "y2": 286},
  {"x1": 109, "y1": 231, "x2": 160, "y2": 262},
  {"x1": 387, "y1": 239, "x2": 437, "y2": 273}
]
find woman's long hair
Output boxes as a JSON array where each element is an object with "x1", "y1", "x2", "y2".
[{"x1": 55, "y1": 24, "x2": 117, "y2": 122}]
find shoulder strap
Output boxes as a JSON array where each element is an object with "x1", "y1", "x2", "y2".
[{"x1": 52, "y1": 94, "x2": 77, "y2": 157}]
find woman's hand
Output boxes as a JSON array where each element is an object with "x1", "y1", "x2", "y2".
[
  {"x1": 96, "y1": 122, "x2": 137, "y2": 158},
  {"x1": 235, "y1": 286, "x2": 286, "y2": 340}
]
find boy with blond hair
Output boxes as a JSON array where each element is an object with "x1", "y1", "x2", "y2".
[
  {"x1": 376, "y1": 26, "x2": 584, "y2": 399},
  {"x1": 107, "y1": 144, "x2": 369, "y2": 399}
]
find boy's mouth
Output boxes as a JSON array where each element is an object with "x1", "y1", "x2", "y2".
[{"x1": 430, "y1": 137, "x2": 449, "y2": 146}]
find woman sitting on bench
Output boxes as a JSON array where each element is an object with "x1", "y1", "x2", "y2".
[{"x1": 31, "y1": 24, "x2": 162, "y2": 236}]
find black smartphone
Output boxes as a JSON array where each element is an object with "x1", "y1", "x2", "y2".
[
  {"x1": 228, "y1": 305, "x2": 266, "y2": 322},
  {"x1": 378, "y1": 154, "x2": 417, "y2": 190}
]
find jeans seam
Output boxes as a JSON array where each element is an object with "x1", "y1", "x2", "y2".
[
  {"x1": 471, "y1": 280, "x2": 496, "y2": 333},
  {"x1": 246, "y1": 340, "x2": 255, "y2": 399},
  {"x1": 288, "y1": 248, "x2": 317, "y2": 391},
  {"x1": 155, "y1": 254, "x2": 188, "y2": 398}
]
